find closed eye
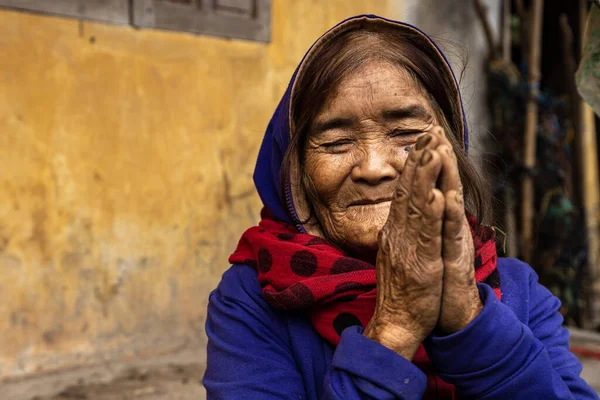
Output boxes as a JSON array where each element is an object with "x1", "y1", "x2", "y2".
[
  {"x1": 321, "y1": 139, "x2": 353, "y2": 151},
  {"x1": 388, "y1": 129, "x2": 423, "y2": 138}
]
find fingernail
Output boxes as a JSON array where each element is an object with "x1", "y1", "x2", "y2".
[
  {"x1": 420, "y1": 150, "x2": 433, "y2": 165},
  {"x1": 455, "y1": 191, "x2": 463, "y2": 204},
  {"x1": 428, "y1": 191, "x2": 436, "y2": 204},
  {"x1": 415, "y1": 134, "x2": 432, "y2": 150}
]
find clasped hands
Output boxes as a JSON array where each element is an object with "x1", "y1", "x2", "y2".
[{"x1": 364, "y1": 126, "x2": 483, "y2": 360}]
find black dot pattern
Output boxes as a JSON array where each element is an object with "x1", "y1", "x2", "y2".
[
  {"x1": 257, "y1": 248, "x2": 272, "y2": 273},
  {"x1": 335, "y1": 282, "x2": 364, "y2": 302},
  {"x1": 277, "y1": 233, "x2": 296, "y2": 241},
  {"x1": 331, "y1": 257, "x2": 374, "y2": 274},
  {"x1": 333, "y1": 312, "x2": 363, "y2": 336},
  {"x1": 290, "y1": 250, "x2": 318, "y2": 277},
  {"x1": 335, "y1": 281, "x2": 364, "y2": 292},
  {"x1": 263, "y1": 283, "x2": 314, "y2": 309},
  {"x1": 228, "y1": 212, "x2": 502, "y2": 361},
  {"x1": 337, "y1": 294, "x2": 358, "y2": 302},
  {"x1": 306, "y1": 237, "x2": 330, "y2": 246}
]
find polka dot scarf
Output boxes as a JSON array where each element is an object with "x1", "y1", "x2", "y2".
[{"x1": 229, "y1": 209, "x2": 501, "y2": 398}]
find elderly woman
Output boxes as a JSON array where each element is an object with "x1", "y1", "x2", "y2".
[{"x1": 203, "y1": 15, "x2": 598, "y2": 399}]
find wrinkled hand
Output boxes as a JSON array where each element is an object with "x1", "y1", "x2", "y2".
[
  {"x1": 433, "y1": 127, "x2": 482, "y2": 334},
  {"x1": 363, "y1": 131, "x2": 446, "y2": 360},
  {"x1": 364, "y1": 126, "x2": 483, "y2": 359}
]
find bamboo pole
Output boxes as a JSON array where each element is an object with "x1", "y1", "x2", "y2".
[
  {"x1": 501, "y1": 0, "x2": 518, "y2": 258},
  {"x1": 521, "y1": 0, "x2": 544, "y2": 264},
  {"x1": 473, "y1": 0, "x2": 519, "y2": 257},
  {"x1": 559, "y1": 15, "x2": 578, "y2": 202},
  {"x1": 581, "y1": 103, "x2": 599, "y2": 327},
  {"x1": 578, "y1": 0, "x2": 600, "y2": 328}
]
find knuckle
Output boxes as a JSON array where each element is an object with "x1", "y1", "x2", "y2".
[
  {"x1": 407, "y1": 202, "x2": 422, "y2": 218},
  {"x1": 418, "y1": 232, "x2": 440, "y2": 247},
  {"x1": 408, "y1": 148, "x2": 423, "y2": 162},
  {"x1": 395, "y1": 184, "x2": 410, "y2": 200},
  {"x1": 412, "y1": 260, "x2": 442, "y2": 283},
  {"x1": 423, "y1": 201, "x2": 443, "y2": 218},
  {"x1": 438, "y1": 144, "x2": 451, "y2": 154},
  {"x1": 443, "y1": 235, "x2": 462, "y2": 247},
  {"x1": 418, "y1": 235, "x2": 442, "y2": 254}
]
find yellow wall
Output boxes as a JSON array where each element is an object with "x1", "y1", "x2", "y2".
[{"x1": 0, "y1": 1, "x2": 401, "y2": 377}]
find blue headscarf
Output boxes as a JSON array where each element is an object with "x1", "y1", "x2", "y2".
[{"x1": 253, "y1": 15, "x2": 469, "y2": 231}]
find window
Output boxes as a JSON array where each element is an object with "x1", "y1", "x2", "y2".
[
  {"x1": 0, "y1": 0, "x2": 271, "y2": 42},
  {"x1": 0, "y1": 0, "x2": 129, "y2": 24},
  {"x1": 132, "y1": 0, "x2": 271, "y2": 42}
]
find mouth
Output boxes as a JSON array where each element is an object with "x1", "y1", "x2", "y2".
[{"x1": 349, "y1": 197, "x2": 394, "y2": 207}]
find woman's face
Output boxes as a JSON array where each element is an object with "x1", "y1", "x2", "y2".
[{"x1": 304, "y1": 61, "x2": 438, "y2": 255}]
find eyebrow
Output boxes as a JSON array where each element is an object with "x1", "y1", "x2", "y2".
[
  {"x1": 312, "y1": 117, "x2": 354, "y2": 135},
  {"x1": 312, "y1": 104, "x2": 433, "y2": 136},
  {"x1": 381, "y1": 104, "x2": 433, "y2": 122}
]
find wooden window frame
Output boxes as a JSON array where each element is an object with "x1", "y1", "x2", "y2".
[
  {"x1": 132, "y1": 0, "x2": 271, "y2": 42},
  {"x1": 0, "y1": 0, "x2": 130, "y2": 25},
  {"x1": 0, "y1": 0, "x2": 271, "y2": 42}
]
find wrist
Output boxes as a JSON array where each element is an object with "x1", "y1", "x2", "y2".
[
  {"x1": 465, "y1": 294, "x2": 484, "y2": 325},
  {"x1": 363, "y1": 320, "x2": 424, "y2": 360},
  {"x1": 442, "y1": 286, "x2": 483, "y2": 334}
]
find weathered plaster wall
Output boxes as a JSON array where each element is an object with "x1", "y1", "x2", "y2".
[
  {"x1": 0, "y1": 1, "x2": 403, "y2": 378},
  {"x1": 402, "y1": 0, "x2": 501, "y2": 167}
]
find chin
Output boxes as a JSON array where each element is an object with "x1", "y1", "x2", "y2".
[
  {"x1": 319, "y1": 202, "x2": 390, "y2": 256},
  {"x1": 337, "y1": 208, "x2": 388, "y2": 254}
]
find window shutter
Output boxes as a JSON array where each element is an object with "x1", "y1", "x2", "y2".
[
  {"x1": 0, "y1": 0, "x2": 129, "y2": 24},
  {"x1": 132, "y1": 0, "x2": 271, "y2": 42},
  {"x1": 0, "y1": 0, "x2": 271, "y2": 42}
]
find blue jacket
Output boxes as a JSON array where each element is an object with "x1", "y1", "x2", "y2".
[
  {"x1": 204, "y1": 15, "x2": 599, "y2": 399},
  {"x1": 204, "y1": 259, "x2": 597, "y2": 399}
]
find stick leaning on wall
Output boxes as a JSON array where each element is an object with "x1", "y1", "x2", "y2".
[{"x1": 521, "y1": 0, "x2": 544, "y2": 264}]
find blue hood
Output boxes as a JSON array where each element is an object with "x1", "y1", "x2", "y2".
[{"x1": 253, "y1": 15, "x2": 469, "y2": 233}]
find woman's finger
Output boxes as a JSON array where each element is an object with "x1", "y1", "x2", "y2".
[
  {"x1": 405, "y1": 148, "x2": 442, "y2": 240},
  {"x1": 427, "y1": 126, "x2": 461, "y2": 192},
  {"x1": 387, "y1": 133, "x2": 440, "y2": 225},
  {"x1": 443, "y1": 189, "x2": 469, "y2": 263},
  {"x1": 437, "y1": 144, "x2": 462, "y2": 195},
  {"x1": 416, "y1": 188, "x2": 445, "y2": 264},
  {"x1": 439, "y1": 188, "x2": 478, "y2": 334}
]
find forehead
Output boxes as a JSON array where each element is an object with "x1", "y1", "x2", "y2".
[{"x1": 321, "y1": 61, "x2": 433, "y2": 116}]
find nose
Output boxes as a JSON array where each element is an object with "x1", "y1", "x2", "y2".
[{"x1": 350, "y1": 144, "x2": 399, "y2": 186}]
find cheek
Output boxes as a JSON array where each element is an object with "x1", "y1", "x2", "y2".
[{"x1": 304, "y1": 153, "x2": 353, "y2": 203}]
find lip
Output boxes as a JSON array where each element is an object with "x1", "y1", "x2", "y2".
[{"x1": 349, "y1": 197, "x2": 394, "y2": 207}]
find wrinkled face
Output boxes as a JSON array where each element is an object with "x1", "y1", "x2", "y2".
[{"x1": 304, "y1": 61, "x2": 437, "y2": 255}]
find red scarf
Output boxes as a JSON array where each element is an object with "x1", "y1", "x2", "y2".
[{"x1": 229, "y1": 209, "x2": 500, "y2": 399}]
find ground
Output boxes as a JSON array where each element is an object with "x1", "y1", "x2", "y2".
[
  {"x1": 3, "y1": 329, "x2": 600, "y2": 399},
  {"x1": 3, "y1": 339, "x2": 207, "y2": 400}
]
